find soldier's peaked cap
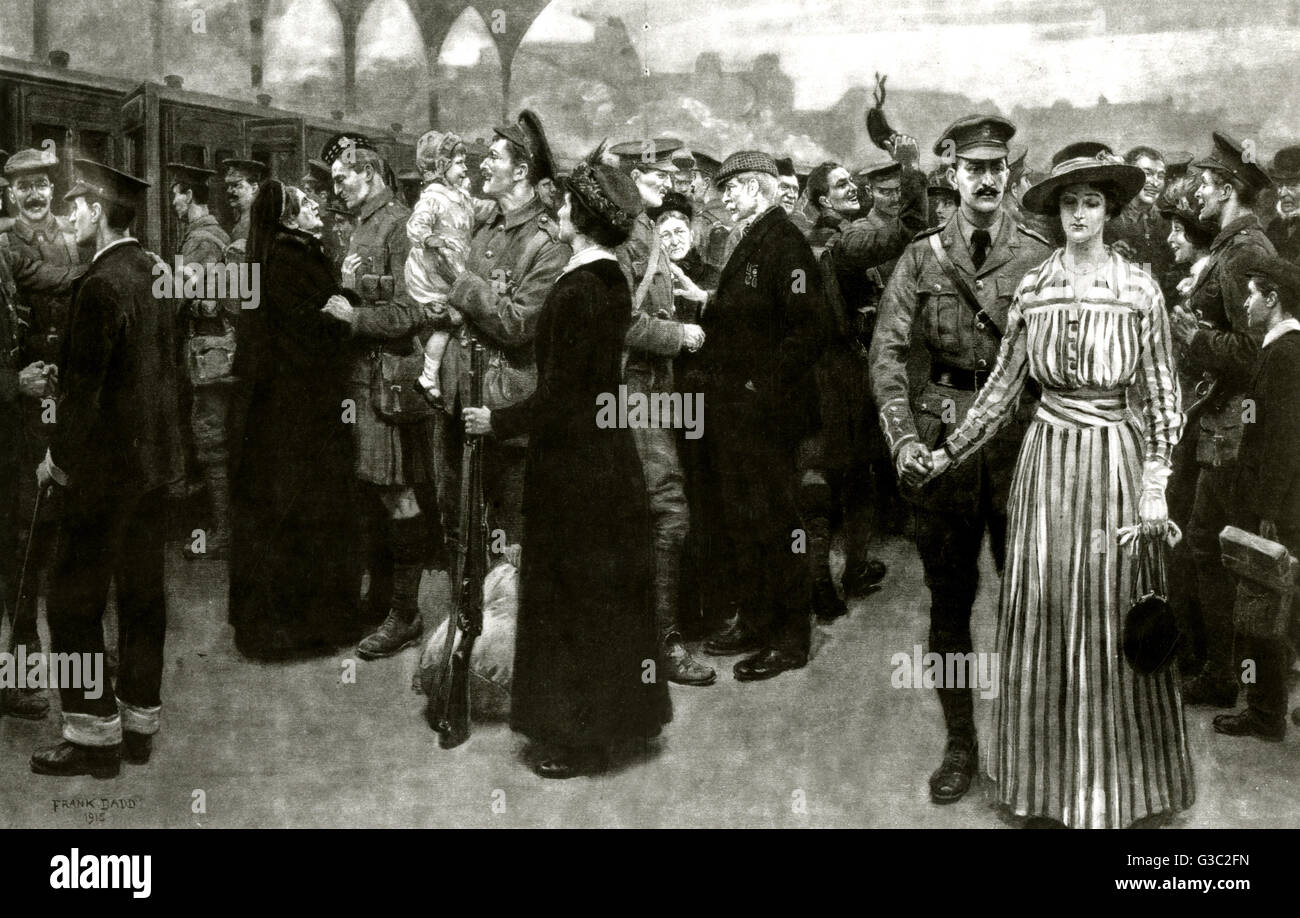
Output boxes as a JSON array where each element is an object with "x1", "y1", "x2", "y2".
[
  {"x1": 492, "y1": 109, "x2": 557, "y2": 184},
  {"x1": 63, "y1": 158, "x2": 149, "y2": 205},
  {"x1": 166, "y1": 162, "x2": 216, "y2": 186},
  {"x1": 1193, "y1": 131, "x2": 1272, "y2": 192},
  {"x1": 609, "y1": 137, "x2": 682, "y2": 174},
  {"x1": 221, "y1": 157, "x2": 269, "y2": 181},
  {"x1": 319, "y1": 133, "x2": 375, "y2": 168},
  {"x1": 933, "y1": 115, "x2": 1016, "y2": 161},
  {"x1": 4, "y1": 147, "x2": 58, "y2": 175}
]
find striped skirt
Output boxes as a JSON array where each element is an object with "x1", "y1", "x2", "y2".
[{"x1": 987, "y1": 390, "x2": 1195, "y2": 828}]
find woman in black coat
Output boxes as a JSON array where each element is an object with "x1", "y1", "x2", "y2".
[
  {"x1": 463, "y1": 159, "x2": 670, "y2": 778},
  {"x1": 227, "y1": 182, "x2": 362, "y2": 659}
]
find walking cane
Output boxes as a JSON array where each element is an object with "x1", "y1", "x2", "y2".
[{"x1": 5, "y1": 484, "x2": 45, "y2": 657}]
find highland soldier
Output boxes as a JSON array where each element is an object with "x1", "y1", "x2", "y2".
[{"x1": 869, "y1": 115, "x2": 1052, "y2": 805}]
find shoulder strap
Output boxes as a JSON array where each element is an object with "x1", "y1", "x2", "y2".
[
  {"x1": 927, "y1": 232, "x2": 1004, "y2": 337},
  {"x1": 632, "y1": 234, "x2": 661, "y2": 314},
  {"x1": 516, "y1": 226, "x2": 552, "y2": 280}
]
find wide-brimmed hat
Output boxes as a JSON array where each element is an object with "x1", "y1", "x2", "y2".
[
  {"x1": 1270, "y1": 145, "x2": 1300, "y2": 184},
  {"x1": 1158, "y1": 194, "x2": 1216, "y2": 247},
  {"x1": 563, "y1": 147, "x2": 642, "y2": 241},
  {"x1": 4, "y1": 147, "x2": 58, "y2": 176},
  {"x1": 1022, "y1": 141, "x2": 1145, "y2": 215}
]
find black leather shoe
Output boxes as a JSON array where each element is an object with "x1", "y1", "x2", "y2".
[
  {"x1": 1182, "y1": 674, "x2": 1237, "y2": 708},
  {"x1": 30, "y1": 741, "x2": 121, "y2": 779},
  {"x1": 662, "y1": 638, "x2": 717, "y2": 686},
  {"x1": 531, "y1": 747, "x2": 608, "y2": 779},
  {"x1": 704, "y1": 617, "x2": 761, "y2": 656},
  {"x1": 1212, "y1": 710, "x2": 1285, "y2": 742},
  {"x1": 733, "y1": 647, "x2": 807, "y2": 682},
  {"x1": 929, "y1": 737, "x2": 977, "y2": 804},
  {"x1": 122, "y1": 732, "x2": 153, "y2": 764},
  {"x1": 841, "y1": 558, "x2": 887, "y2": 597}
]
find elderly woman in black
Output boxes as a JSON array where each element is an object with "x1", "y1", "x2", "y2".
[
  {"x1": 227, "y1": 180, "x2": 362, "y2": 659},
  {"x1": 463, "y1": 158, "x2": 669, "y2": 778}
]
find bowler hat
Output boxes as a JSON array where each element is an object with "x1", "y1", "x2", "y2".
[
  {"x1": 1269, "y1": 145, "x2": 1300, "y2": 184},
  {"x1": 1022, "y1": 141, "x2": 1144, "y2": 215}
]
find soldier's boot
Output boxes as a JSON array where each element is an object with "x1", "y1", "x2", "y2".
[
  {"x1": 357, "y1": 516, "x2": 425, "y2": 660},
  {"x1": 930, "y1": 687, "x2": 978, "y2": 804},
  {"x1": 654, "y1": 546, "x2": 715, "y2": 686},
  {"x1": 183, "y1": 465, "x2": 230, "y2": 561},
  {"x1": 808, "y1": 515, "x2": 848, "y2": 621}
]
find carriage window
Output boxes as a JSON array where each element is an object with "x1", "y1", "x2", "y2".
[{"x1": 123, "y1": 129, "x2": 145, "y2": 178}]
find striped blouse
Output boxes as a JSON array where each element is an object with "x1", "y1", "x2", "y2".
[{"x1": 942, "y1": 249, "x2": 1184, "y2": 487}]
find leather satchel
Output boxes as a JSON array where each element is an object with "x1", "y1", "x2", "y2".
[
  {"x1": 1220, "y1": 522, "x2": 1299, "y2": 641},
  {"x1": 187, "y1": 319, "x2": 236, "y2": 386},
  {"x1": 371, "y1": 335, "x2": 435, "y2": 425}
]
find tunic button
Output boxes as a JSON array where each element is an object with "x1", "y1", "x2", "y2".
[
  {"x1": 485, "y1": 250, "x2": 494, "y2": 257},
  {"x1": 975, "y1": 280, "x2": 984, "y2": 290},
  {"x1": 978, "y1": 359, "x2": 987, "y2": 368},
  {"x1": 933, "y1": 283, "x2": 942, "y2": 292}
]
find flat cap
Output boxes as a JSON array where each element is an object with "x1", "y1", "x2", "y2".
[
  {"x1": 1269, "y1": 145, "x2": 1300, "y2": 184},
  {"x1": 1193, "y1": 131, "x2": 1272, "y2": 192},
  {"x1": 64, "y1": 157, "x2": 149, "y2": 206},
  {"x1": 221, "y1": 157, "x2": 269, "y2": 182},
  {"x1": 609, "y1": 137, "x2": 682, "y2": 174},
  {"x1": 1237, "y1": 250, "x2": 1300, "y2": 306},
  {"x1": 714, "y1": 150, "x2": 778, "y2": 189},
  {"x1": 4, "y1": 147, "x2": 58, "y2": 175},
  {"x1": 934, "y1": 115, "x2": 1016, "y2": 161},
  {"x1": 166, "y1": 162, "x2": 215, "y2": 187},
  {"x1": 493, "y1": 109, "x2": 557, "y2": 184}
]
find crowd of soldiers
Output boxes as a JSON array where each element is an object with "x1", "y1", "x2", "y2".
[{"x1": 1, "y1": 101, "x2": 1298, "y2": 790}]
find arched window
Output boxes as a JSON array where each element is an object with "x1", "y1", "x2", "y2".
[
  {"x1": 356, "y1": 0, "x2": 429, "y2": 130},
  {"x1": 264, "y1": 0, "x2": 345, "y2": 118},
  {"x1": 432, "y1": 6, "x2": 502, "y2": 141}
]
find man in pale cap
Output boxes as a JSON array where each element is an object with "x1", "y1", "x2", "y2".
[{"x1": 687, "y1": 150, "x2": 832, "y2": 682}]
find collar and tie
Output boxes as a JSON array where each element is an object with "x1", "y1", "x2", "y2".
[{"x1": 970, "y1": 229, "x2": 991, "y2": 270}]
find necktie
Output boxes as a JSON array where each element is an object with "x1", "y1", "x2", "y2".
[{"x1": 971, "y1": 229, "x2": 991, "y2": 270}]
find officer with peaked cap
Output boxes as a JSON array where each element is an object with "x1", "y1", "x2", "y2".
[
  {"x1": 1266, "y1": 145, "x2": 1300, "y2": 264},
  {"x1": 678, "y1": 147, "x2": 730, "y2": 271},
  {"x1": 220, "y1": 157, "x2": 267, "y2": 257},
  {"x1": 1174, "y1": 130, "x2": 1278, "y2": 708},
  {"x1": 1213, "y1": 250, "x2": 1300, "y2": 741},
  {"x1": 424, "y1": 108, "x2": 570, "y2": 647},
  {"x1": 870, "y1": 114, "x2": 1052, "y2": 805},
  {"x1": 0, "y1": 147, "x2": 89, "y2": 721},
  {"x1": 166, "y1": 162, "x2": 235, "y2": 562},
  {"x1": 30, "y1": 159, "x2": 181, "y2": 776}
]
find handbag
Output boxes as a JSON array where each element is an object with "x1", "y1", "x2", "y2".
[
  {"x1": 1121, "y1": 527, "x2": 1182, "y2": 675},
  {"x1": 370, "y1": 335, "x2": 435, "y2": 424},
  {"x1": 1220, "y1": 522, "x2": 1299, "y2": 641}
]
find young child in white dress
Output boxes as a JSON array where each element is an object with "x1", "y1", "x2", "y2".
[{"x1": 406, "y1": 130, "x2": 474, "y2": 404}]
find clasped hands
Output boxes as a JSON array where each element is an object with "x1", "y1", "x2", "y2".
[{"x1": 895, "y1": 441, "x2": 951, "y2": 489}]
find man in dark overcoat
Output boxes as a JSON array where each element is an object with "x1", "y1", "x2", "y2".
[{"x1": 30, "y1": 159, "x2": 182, "y2": 777}]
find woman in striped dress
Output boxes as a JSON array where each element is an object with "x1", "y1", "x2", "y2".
[{"x1": 925, "y1": 143, "x2": 1194, "y2": 828}]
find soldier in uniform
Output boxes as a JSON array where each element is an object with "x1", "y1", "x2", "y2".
[
  {"x1": 168, "y1": 163, "x2": 235, "y2": 560},
  {"x1": 609, "y1": 138, "x2": 715, "y2": 686},
  {"x1": 221, "y1": 158, "x2": 266, "y2": 259},
  {"x1": 0, "y1": 232, "x2": 60, "y2": 719},
  {"x1": 869, "y1": 115, "x2": 1052, "y2": 804},
  {"x1": 1173, "y1": 131, "x2": 1277, "y2": 708},
  {"x1": 31, "y1": 160, "x2": 181, "y2": 777},
  {"x1": 677, "y1": 147, "x2": 731, "y2": 272},
  {"x1": 0, "y1": 147, "x2": 88, "y2": 720},
  {"x1": 316, "y1": 133, "x2": 440, "y2": 662},
  {"x1": 1265, "y1": 145, "x2": 1300, "y2": 265},
  {"x1": 426, "y1": 109, "x2": 570, "y2": 625}
]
